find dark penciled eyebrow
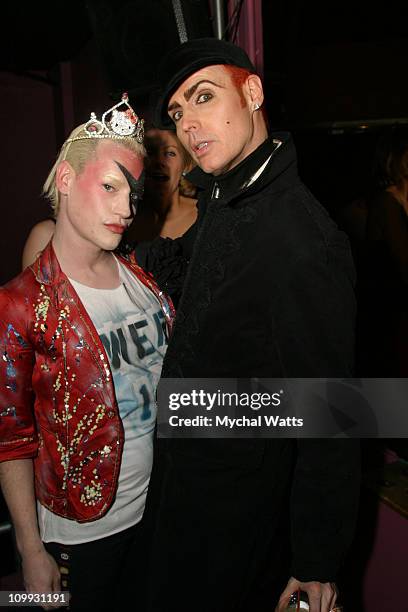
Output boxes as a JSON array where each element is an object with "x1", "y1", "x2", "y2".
[{"x1": 167, "y1": 79, "x2": 224, "y2": 113}]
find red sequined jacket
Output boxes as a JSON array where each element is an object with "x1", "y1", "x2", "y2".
[{"x1": 0, "y1": 243, "x2": 174, "y2": 522}]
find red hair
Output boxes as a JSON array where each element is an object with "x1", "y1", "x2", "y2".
[
  {"x1": 222, "y1": 65, "x2": 269, "y2": 128},
  {"x1": 223, "y1": 65, "x2": 251, "y2": 107}
]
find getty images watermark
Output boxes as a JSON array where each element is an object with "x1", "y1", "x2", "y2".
[
  {"x1": 167, "y1": 388, "x2": 302, "y2": 427},
  {"x1": 156, "y1": 378, "x2": 408, "y2": 438}
]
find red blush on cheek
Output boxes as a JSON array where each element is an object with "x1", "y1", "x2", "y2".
[{"x1": 76, "y1": 162, "x2": 102, "y2": 194}]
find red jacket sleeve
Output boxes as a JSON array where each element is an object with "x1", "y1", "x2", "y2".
[{"x1": 0, "y1": 287, "x2": 38, "y2": 461}]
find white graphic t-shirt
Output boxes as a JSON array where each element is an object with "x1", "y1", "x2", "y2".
[{"x1": 38, "y1": 257, "x2": 167, "y2": 544}]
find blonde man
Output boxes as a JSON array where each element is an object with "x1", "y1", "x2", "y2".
[{"x1": 0, "y1": 95, "x2": 174, "y2": 610}]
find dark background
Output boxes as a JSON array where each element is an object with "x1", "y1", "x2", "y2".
[
  {"x1": 1, "y1": 0, "x2": 408, "y2": 284},
  {"x1": 263, "y1": 0, "x2": 408, "y2": 216},
  {"x1": 1, "y1": 3, "x2": 407, "y2": 608}
]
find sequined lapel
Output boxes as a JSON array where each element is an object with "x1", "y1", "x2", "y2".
[{"x1": 30, "y1": 242, "x2": 113, "y2": 385}]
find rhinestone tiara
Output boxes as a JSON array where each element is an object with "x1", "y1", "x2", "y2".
[{"x1": 66, "y1": 93, "x2": 144, "y2": 144}]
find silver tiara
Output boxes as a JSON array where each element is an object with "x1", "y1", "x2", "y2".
[{"x1": 66, "y1": 93, "x2": 144, "y2": 144}]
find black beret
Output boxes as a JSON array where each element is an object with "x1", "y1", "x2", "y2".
[{"x1": 154, "y1": 38, "x2": 256, "y2": 129}]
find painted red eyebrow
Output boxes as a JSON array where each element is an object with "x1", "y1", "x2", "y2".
[{"x1": 167, "y1": 79, "x2": 224, "y2": 113}]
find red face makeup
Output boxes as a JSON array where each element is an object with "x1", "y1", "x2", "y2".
[{"x1": 60, "y1": 140, "x2": 144, "y2": 252}]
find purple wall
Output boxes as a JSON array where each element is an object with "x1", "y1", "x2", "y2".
[
  {"x1": 0, "y1": 71, "x2": 56, "y2": 283},
  {"x1": 0, "y1": 40, "x2": 111, "y2": 285}
]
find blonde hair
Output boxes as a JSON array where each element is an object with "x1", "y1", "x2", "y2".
[
  {"x1": 43, "y1": 124, "x2": 145, "y2": 216},
  {"x1": 167, "y1": 130, "x2": 197, "y2": 198},
  {"x1": 179, "y1": 174, "x2": 197, "y2": 198}
]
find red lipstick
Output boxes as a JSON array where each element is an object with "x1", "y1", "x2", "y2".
[{"x1": 105, "y1": 224, "x2": 125, "y2": 234}]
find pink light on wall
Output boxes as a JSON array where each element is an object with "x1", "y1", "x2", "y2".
[{"x1": 227, "y1": 0, "x2": 264, "y2": 79}]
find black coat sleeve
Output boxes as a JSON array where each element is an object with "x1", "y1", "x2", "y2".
[{"x1": 270, "y1": 200, "x2": 361, "y2": 581}]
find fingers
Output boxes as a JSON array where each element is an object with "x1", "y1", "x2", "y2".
[
  {"x1": 275, "y1": 577, "x2": 301, "y2": 611},
  {"x1": 275, "y1": 592, "x2": 292, "y2": 610},
  {"x1": 326, "y1": 582, "x2": 338, "y2": 611},
  {"x1": 276, "y1": 578, "x2": 339, "y2": 612},
  {"x1": 25, "y1": 553, "x2": 65, "y2": 610},
  {"x1": 51, "y1": 566, "x2": 61, "y2": 593},
  {"x1": 46, "y1": 565, "x2": 65, "y2": 610},
  {"x1": 306, "y1": 582, "x2": 324, "y2": 612},
  {"x1": 306, "y1": 581, "x2": 337, "y2": 612}
]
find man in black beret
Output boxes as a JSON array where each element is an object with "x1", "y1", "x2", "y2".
[{"x1": 149, "y1": 38, "x2": 360, "y2": 612}]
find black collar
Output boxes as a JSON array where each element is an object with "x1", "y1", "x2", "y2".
[{"x1": 186, "y1": 134, "x2": 287, "y2": 200}]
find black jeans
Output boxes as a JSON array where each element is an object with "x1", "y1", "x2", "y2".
[{"x1": 45, "y1": 521, "x2": 148, "y2": 611}]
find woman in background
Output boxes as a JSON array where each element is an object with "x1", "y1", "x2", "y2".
[
  {"x1": 121, "y1": 126, "x2": 198, "y2": 307},
  {"x1": 128, "y1": 126, "x2": 197, "y2": 242}
]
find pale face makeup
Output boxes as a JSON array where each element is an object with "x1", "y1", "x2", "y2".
[
  {"x1": 167, "y1": 65, "x2": 257, "y2": 175},
  {"x1": 59, "y1": 140, "x2": 144, "y2": 253}
]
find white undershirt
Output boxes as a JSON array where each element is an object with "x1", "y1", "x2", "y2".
[{"x1": 38, "y1": 257, "x2": 167, "y2": 544}]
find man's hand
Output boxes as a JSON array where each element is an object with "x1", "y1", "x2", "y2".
[
  {"x1": 276, "y1": 576, "x2": 338, "y2": 612},
  {"x1": 22, "y1": 547, "x2": 64, "y2": 610},
  {"x1": 0, "y1": 460, "x2": 66, "y2": 609}
]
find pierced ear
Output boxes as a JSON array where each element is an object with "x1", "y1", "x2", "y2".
[
  {"x1": 245, "y1": 74, "x2": 264, "y2": 108},
  {"x1": 55, "y1": 160, "x2": 74, "y2": 195}
]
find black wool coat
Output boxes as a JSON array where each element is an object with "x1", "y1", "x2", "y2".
[{"x1": 148, "y1": 134, "x2": 360, "y2": 612}]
